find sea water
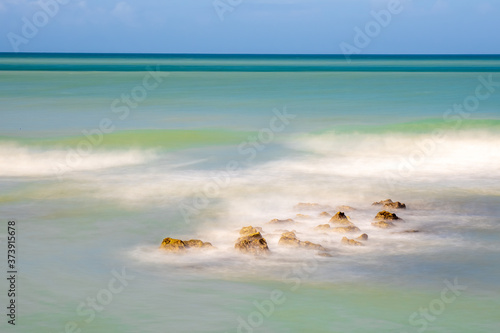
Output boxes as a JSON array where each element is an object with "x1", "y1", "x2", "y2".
[{"x1": 0, "y1": 54, "x2": 499, "y2": 332}]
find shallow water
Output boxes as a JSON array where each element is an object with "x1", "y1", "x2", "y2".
[{"x1": 0, "y1": 54, "x2": 499, "y2": 332}]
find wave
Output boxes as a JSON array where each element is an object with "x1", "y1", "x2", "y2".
[{"x1": 0, "y1": 143, "x2": 156, "y2": 177}]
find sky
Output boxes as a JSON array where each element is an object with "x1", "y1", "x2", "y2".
[{"x1": 0, "y1": 0, "x2": 499, "y2": 54}]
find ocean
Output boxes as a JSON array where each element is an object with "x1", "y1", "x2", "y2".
[{"x1": 0, "y1": 54, "x2": 499, "y2": 332}]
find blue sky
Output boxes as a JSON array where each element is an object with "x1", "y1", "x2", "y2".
[{"x1": 1, "y1": 0, "x2": 499, "y2": 54}]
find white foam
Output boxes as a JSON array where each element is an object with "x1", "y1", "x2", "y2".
[{"x1": 0, "y1": 143, "x2": 157, "y2": 177}]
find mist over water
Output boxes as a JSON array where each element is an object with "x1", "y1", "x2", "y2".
[{"x1": 1, "y1": 55, "x2": 499, "y2": 332}]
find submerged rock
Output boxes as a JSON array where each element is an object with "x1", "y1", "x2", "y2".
[
  {"x1": 159, "y1": 237, "x2": 213, "y2": 252},
  {"x1": 392, "y1": 229, "x2": 420, "y2": 234},
  {"x1": 341, "y1": 236, "x2": 364, "y2": 246},
  {"x1": 372, "y1": 199, "x2": 394, "y2": 206},
  {"x1": 319, "y1": 211, "x2": 332, "y2": 217},
  {"x1": 278, "y1": 231, "x2": 325, "y2": 251},
  {"x1": 372, "y1": 221, "x2": 395, "y2": 229},
  {"x1": 314, "y1": 224, "x2": 331, "y2": 231},
  {"x1": 296, "y1": 214, "x2": 312, "y2": 219},
  {"x1": 331, "y1": 226, "x2": 361, "y2": 233},
  {"x1": 235, "y1": 226, "x2": 270, "y2": 255},
  {"x1": 374, "y1": 210, "x2": 400, "y2": 221},
  {"x1": 384, "y1": 201, "x2": 406, "y2": 210},
  {"x1": 267, "y1": 218, "x2": 295, "y2": 225},
  {"x1": 372, "y1": 199, "x2": 406, "y2": 209},
  {"x1": 356, "y1": 233, "x2": 368, "y2": 241},
  {"x1": 337, "y1": 205, "x2": 356, "y2": 211},
  {"x1": 184, "y1": 239, "x2": 214, "y2": 248},
  {"x1": 294, "y1": 203, "x2": 322, "y2": 210}
]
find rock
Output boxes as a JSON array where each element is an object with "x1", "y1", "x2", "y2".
[
  {"x1": 374, "y1": 210, "x2": 400, "y2": 221},
  {"x1": 294, "y1": 203, "x2": 321, "y2": 210},
  {"x1": 392, "y1": 229, "x2": 420, "y2": 234},
  {"x1": 373, "y1": 199, "x2": 406, "y2": 209},
  {"x1": 301, "y1": 241, "x2": 325, "y2": 251},
  {"x1": 184, "y1": 239, "x2": 214, "y2": 248},
  {"x1": 341, "y1": 236, "x2": 364, "y2": 246},
  {"x1": 296, "y1": 214, "x2": 311, "y2": 219},
  {"x1": 317, "y1": 252, "x2": 333, "y2": 257},
  {"x1": 278, "y1": 231, "x2": 325, "y2": 251},
  {"x1": 372, "y1": 199, "x2": 393, "y2": 206},
  {"x1": 239, "y1": 226, "x2": 263, "y2": 235},
  {"x1": 337, "y1": 205, "x2": 356, "y2": 211},
  {"x1": 235, "y1": 226, "x2": 270, "y2": 255},
  {"x1": 356, "y1": 233, "x2": 368, "y2": 241},
  {"x1": 159, "y1": 237, "x2": 213, "y2": 252},
  {"x1": 384, "y1": 201, "x2": 406, "y2": 209},
  {"x1": 319, "y1": 211, "x2": 331, "y2": 217},
  {"x1": 267, "y1": 218, "x2": 295, "y2": 225},
  {"x1": 314, "y1": 224, "x2": 331, "y2": 231},
  {"x1": 372, "y1": 221, "x2": 395, "y2": 229},
  {"x1": 331, "y1": 226, "x2": 361, "y2": 233},
  {"x1": 278, "y1": 231, "x2": 301, "y2": 247},
  {"x1": 329, "y1": 212, "x2": 353, "y2": 226},
  {"x1": 159, "y1": 238, "x2": 187, "y2": 252}
]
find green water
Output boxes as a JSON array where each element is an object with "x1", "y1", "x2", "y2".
[{"x1": 0, "y1": 54, "x2": 499, "y2": 332}]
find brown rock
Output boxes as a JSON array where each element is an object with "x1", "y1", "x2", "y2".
[
  {"x1": 331, "y1": 226, "x2": 361, "y2": 233},
  {"x1": 372, "y1": 199, "x2": 393, "y2": 206},
  {"x1": 341, "y1": 236, "x2": 364, "y2": 246},
  {"x1": 235, "y1": 226, "x2": 270, "y2": 255},
  {"x1": 301, "y1": 241, "x2": 325, "y2": 251},
  {"x1": 314, "y1": 224, "x2": 331, "y2": 231},
  {"x1": 392, "y1": 230, "x2": 420, "y2": 234},
  {"x1": 278, "y1": 231, "x2": 325, "y2": 251},
  {"x1": 356, "y1": 233, "x2": 368, "y2": 241},
  {"x1": 159, "y1": 238, "x2": 187, "y2": 252},
  {"x1": 374, "y1": 210, "x2": 400, "y2": 221},
  {"x1": 267, "y1": 218, "x2": 295, "y2": 225},
  {"x1": 317, "y1": 252, "x2": 333, "y2": 257},
  {"x1": 337, "y1": 205, "x2": 356, "y2": 211},
  {"x1": 239, "y1": 226, "x2": 263, "y2": 235},
  {"x1": 383, "y1": 201, "x2": 406, "y2": 209},
  {"x1": 294, "y1": 203, "x2": 321, "y2": 210},
  {"x1": 296, "y1": 214, "x2": 311, "y2": 219},
  {"x1": 184, "y1": 239, "x2": 214, "y2": 248},
  {"x1": 319, "y1": 211, "x2": 331, "y2": 217},
  {"x1": 160, "y1": 238, "x2": 213, "y2": 252},
  {"x1": 278, "y1": 231, "x2": 301, "y2": 247},
  {"x1": 329, "y1": 212, "x2": 353, "y2": 226},
  {"x1": 372, "y1": 221, "x2": 395, "y2": 229}
]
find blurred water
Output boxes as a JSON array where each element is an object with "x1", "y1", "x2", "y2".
[{"x1": 0, "y1": 54, "x2": 499, "y2": 332}]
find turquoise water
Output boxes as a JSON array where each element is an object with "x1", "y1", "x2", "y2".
[{"x1": 0, "y1": 54, "x2": 499, "y2": 332}]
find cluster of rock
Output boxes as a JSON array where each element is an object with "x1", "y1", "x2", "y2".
[
  {"x1": 159, "y1": 237, "x2": 214, "y2": 252},
  {"x1": 234, "y1": 226, "x2": 270, "y2": 255},
  {"x1": 372, "y1": 199, "x2": 406, "y2": 210},
  {"x1": 159, "y1": 198, "x2": 411, "y2": 255}
]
